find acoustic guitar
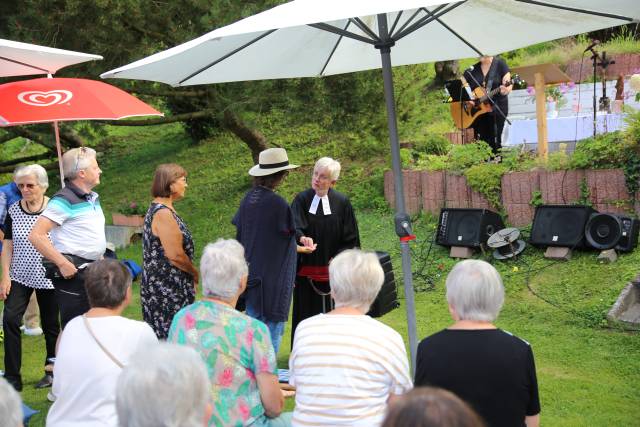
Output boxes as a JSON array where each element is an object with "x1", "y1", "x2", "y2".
[{"x1": 450, "y1": 77, "x2": 519, "y2": 129}]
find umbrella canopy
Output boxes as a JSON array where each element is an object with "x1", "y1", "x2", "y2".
[
  {"x1": 0, "y1": 77, "x2": 162, "y2": 186},
  {"x1": 0, "y1": 77, "x2": 162, "y2": 125},
  {"x1": 101, "y1": 0, "x2": 640, "y2": 370},
  {"x1": 101, "y1": 0, "x2": 640, "y2": 85},
  {"x1": 0, "y1": 39, "x2": 103, "y2": 77}
]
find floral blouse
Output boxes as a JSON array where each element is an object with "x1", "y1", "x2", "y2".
[{"x1": 168, "y1": 300, "x2": 277, "y2": 427}]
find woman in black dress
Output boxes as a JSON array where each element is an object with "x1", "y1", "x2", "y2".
[{"x1": 141, "y1": 164, "x2": 197, "y2": 339}]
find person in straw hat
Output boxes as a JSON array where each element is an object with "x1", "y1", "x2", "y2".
[{"x1": 232, "y1": 148, "x2": 301, "y2": 355}]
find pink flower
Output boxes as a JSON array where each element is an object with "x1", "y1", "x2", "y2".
[
  {"x1": 246, "y1": 329, "x2": 254, "y2": 346},
  {"x1": 568, "y1": 81, "x2": 576, "y2": 89},
  {"x1": 246, "y1": 368, "x2": 256, "y2": 381},
  {"x1": 218, "y1": 368, "x2": 234, "y2": 387},
  {"x1": 259, "y1": 357, "x2": 270, "y2": 373},
  {"x1": 184, "y1": 313, "x2": 196, "y2": 330},
  {"x1": 129, "y1": 202, "x2": 137, "y2": 209},
  {"x1": 238, "y1": 401, "x2": 250, "y2": 420},
  {"x1": 526, "y1": 86, "x2": 535, "y2": 95}
]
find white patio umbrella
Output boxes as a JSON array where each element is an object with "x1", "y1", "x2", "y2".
[
  {"x1": 101, "y1": 0, "x2": 640, "y2": 370},
  {"x1": 0, "y1": 38, "x2": 103, "y2": 77}
]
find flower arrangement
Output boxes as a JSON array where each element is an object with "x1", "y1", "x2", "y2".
[
  {"x1": 526, "y1": 82, "x2": 574, "y2": 109},
  {"x1": 117, "y1": 200, "x2": 147, "y2": 216}
]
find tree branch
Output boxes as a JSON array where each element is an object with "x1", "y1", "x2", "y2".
[
  {"x1": 0, "y1": 161, "x2": 58, "y2": 174},
  {"x1": 222, "y1": 110, "x2": 268, "y2": 163},
  {"x1": 97, "y1": 109, "x2": 217, "y2": 126},
  {"x1": 0, "y1": 152, "x2": 55, "y2": 167}
]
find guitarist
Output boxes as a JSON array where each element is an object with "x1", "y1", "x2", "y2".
[{"x1": 464, "y1": 56, "x2": 512, "y2": 155}]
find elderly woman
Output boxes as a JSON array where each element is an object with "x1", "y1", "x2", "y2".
[
  {"x1": 381, "y1": 387, "x2": 485, "y2": 427},
  {"x1": 117, "y1": 343, "x2": 211, "y2": 427},
  {"x1": 290, "y1": 157, "x2": 360, "y2": 344},
  {"x1": 415, "y1": 260, "x2": 540, "y2": 427},
  {"x1": 1, "y1": 164, "x2": 60, "y2": 392},
  {"x1": 47, "y1": 259, "x2": 157, "y2": 427},
  {"x1": 289, "y1": 249, "x2": 412, "y2": 427},
  {"x1": 233, "y1": 147, "x2": 299, "y2": 354},
  {"x1": 142, "y1": 163, "x2": 198, "y2": 339},
  {"x1": 169, "y1": 239, "x2": 290, "y2": 427}
]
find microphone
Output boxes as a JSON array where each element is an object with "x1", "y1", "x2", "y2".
[{"x1": 584, "y1": 39, "x2": 600, "y2": 53}]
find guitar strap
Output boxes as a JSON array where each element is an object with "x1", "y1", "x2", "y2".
[{"x1": 485, "y1": 58, "x2": 499, "y2": 92}]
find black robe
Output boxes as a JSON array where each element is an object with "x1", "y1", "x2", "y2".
[{"x1": 290, "y1": 188, "x2": 360, "y2": 344}]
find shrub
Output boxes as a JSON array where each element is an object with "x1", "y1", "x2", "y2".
[
  {"x1": 464, "y1": 163, "x2": 508, "y2": 210},
  {"x1": 448, "y1": 141, "x2": 493, "y2": 171}
]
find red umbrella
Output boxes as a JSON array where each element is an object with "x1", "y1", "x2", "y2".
[{"x1": 0, "y1": 77, "x2": 163, "y2": 184}]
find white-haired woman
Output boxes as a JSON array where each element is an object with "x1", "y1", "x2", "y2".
[
  {"x1": 117, "y1": 343, "x2": 212, "y2": 427},
  {"x1": 1, "y1": 164, "x2": 60, "y2": 391},
  {"x1": 415, "y1": 260, "x2": 540, "y2": 427},
  {"x1": 289, "y1": 249, "x2": 412, "y2": 427},
  {"x1": 168, "y1": 239, "x2": 290, "y2": 427},
  {"x1": 290, "y1": 157, "x2": 360, "y2": 345}
]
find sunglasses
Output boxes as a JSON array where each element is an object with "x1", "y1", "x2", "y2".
[
  {"x1": 17, "y1": 183, "x2": 37, "y2": 189},
  {"x1": 74, "y1": 147, "x2": 88, "y2": 172}
]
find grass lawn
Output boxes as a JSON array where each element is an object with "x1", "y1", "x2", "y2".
[{"x1": 3, "y1": 122, "x2": 640, "y2": 426}]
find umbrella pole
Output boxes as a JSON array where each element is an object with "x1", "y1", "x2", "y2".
[
  {"x1": 52, "y1": 121, "x2": 65, "y2": 188},
  {"x1": 377, "y1": 14, "x2": 418, "y2": 375}
]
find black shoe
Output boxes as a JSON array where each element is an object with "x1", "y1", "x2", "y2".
[
  {"x1": 5, "y1": 376, "x2": 23, "y2": 392},
  {"x1": 35, "y1": 372, "x2": 53, "y2": 389}
]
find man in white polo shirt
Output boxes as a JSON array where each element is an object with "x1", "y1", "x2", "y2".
[{"x1": 30, "y1": 147, "x2": 106, "y2": 330}]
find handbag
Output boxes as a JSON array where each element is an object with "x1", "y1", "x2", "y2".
[{"x1": 42, "y1": 254, "x2": 93, "y2": 280}]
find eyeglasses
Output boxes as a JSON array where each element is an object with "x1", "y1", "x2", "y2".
[
  {"x1": 74, "y1": 147, "x2": 88, "y2": 172},
  {"x1": 17, "y1": 183, "x2": 37, "y2": 189}
]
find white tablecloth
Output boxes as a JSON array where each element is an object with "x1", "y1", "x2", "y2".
[{"x1": 502, "y1": 113, "x2": 626, "y2": 146}]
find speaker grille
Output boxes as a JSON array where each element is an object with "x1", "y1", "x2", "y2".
[
  {"x1": 530, "y1": 205, "x2": 596, "y2": 248},
  {"x1": 585, "y1": 213, "x2": 622, "y2": 250},
  {"x1": 437, "y1": 209, "x2": 505, "y2": 248}
]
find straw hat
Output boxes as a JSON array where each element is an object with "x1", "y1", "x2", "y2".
[{"x1": 249, "y1": 147, "x2": 299, "y2": 176}]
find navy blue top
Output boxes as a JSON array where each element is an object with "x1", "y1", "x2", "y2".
[
  {"x1": 233, "y1": 186, "x2": 297, "y2": 322},
  {"x1": 0, "y1": 181, "x2": 21, "y2": 252}
]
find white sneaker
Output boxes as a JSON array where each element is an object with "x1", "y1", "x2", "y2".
[
  {"x1": 47, "y1": 391, "x2": 57, "y2": 402},
  {"x1": 24, "y1": 327, "x2": 43, "y2": 336}
]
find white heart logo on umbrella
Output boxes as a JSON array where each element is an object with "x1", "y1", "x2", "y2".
[{"x1": 17, "y1": 90, "x2": 73, "y2": 107}]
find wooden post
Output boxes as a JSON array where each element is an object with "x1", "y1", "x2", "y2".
[{"x1": 534, "y1": 72, "x2": 548, "y2": 159}]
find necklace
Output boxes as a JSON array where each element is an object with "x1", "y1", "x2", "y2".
[{"x1": 24, "y1": 197, "x2": 45, "y2": 214}]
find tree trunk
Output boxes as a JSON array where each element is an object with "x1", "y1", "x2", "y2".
[
  {"x1": 434, "y1": 60, "x2": 460, "y2": 85},
  {"x1": 222, "y1": 110, "x2": 268, "y2": 163}
]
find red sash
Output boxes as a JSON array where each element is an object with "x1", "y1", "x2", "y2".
[{"x1": 298, "y1": 265, "x2": 329, "y2": 282}]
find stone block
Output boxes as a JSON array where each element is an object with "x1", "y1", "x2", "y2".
[
  {"x1": 421, "y1": 170, "x2": 445, "y2": 214},
  {"x1": 383, "y1": 170, "x2": 422, "y2": 214},
  {"x1": 540, "y1": 170, "x2": 585, "y2": 204}
]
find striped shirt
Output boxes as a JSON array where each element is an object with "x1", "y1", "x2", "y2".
[
  {"x1": 289, "y1": 314, "x2": 412, "y2": 427},
  {"x1": 41, "y1": 181, "x2": 106, "y2": 261}
]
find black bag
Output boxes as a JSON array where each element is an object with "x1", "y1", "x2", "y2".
[{"x1": 42, "y1": 254, "x2": 93, "y2": 280}]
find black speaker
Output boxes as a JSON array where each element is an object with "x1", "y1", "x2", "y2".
[
  {"x1": 530, "y1": 205, "x2": 596, "y2": 248},
  {"x1": 615, "y1": 216, "x2": 639, "y2": 252},
  {"x1": 367, "y1": 251, "x2": 399, "y2": 318},
  {"x1": 585, "y1": 213, "x2": 623, "y2": 250},
  {"x1": 436, "y1": 208, "x2": 505, "y2": 248}
]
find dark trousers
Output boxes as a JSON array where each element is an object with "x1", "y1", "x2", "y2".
[
  {"x1": 473, "y1": 112, "x2": 506, "y2": 154},
  {"x1": 291, "y1": 277, "x2": 333, "y2": 348},
  {"x1": 3, "y1": 281, "x2": 60, "y2": 389},
  {"x1": 52, "y1": 270, "x2": 90, "y2": 329}
]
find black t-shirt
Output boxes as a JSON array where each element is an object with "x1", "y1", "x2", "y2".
[
  {"x1": 415, "y1": 328, "x2": 540, "y2": 427},
  {"x1": 464, "y1": 57, "x2": 510, "y2": 115}
]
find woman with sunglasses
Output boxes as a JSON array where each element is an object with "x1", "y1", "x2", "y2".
[{"x1": 1, "y1": 164, "x2": 60, "y2": 392}]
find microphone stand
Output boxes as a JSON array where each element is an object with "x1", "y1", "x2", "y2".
[
  {"x1": 588, "y1": 48, "x2": 615, "y2": 137},
  {"x1": 464, "y1": 68, "x2": 511, "y2": 151}
]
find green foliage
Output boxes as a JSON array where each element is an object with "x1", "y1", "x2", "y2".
[
  {"x1": 448, "y1": 141, "x2": 493, "y2": 172},
  {"x1": 499, "y1": 147, "x2": 537, "y2": 171},
  {"x1": 570, "y1": 131, "x2": 627, "y2": 169},
  {"x1": 464, "y1": 163, "x2": 507, "y2": 209},
  {"x1": 578, "y1": 178, "x2": 592, "y2": 206},
  {"x1": 414, "y1": 133, "x2": 452, "y2": 156},
  {"x1": 416, "y1": 154, "x2": 449, "y2": 171},
  {"x1": 530, "y1": 190, "x2": 544, "y2": 207},
  {"x1": 544, "y1": 149, "x2": 571, "y2": 171}
]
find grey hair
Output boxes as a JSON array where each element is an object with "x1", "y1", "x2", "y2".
[
  {"x1": 14, "y1": 163, "x2": 49, "y2": 190},
  {"x1": 62, "y1": 147, "x2": 97, "y2": 179},
  {"x1": 314, "y1": 157, "x2": 341, "y2": 181},
  {"x1": 0, "y1": 377, "x2": 23, "y2": 427},
  {"x1": 330, "y1": 249, "x2": 383, "y2": 312},
  {"x1": 117, "y1": 343, "x2": 209, "y2": 427},
  {"x1": 200, "y1": 239, "x2": 248, "y2": 301},
  {"x1": 445, "y1": 260, "x2": 504, "y2": 322}
]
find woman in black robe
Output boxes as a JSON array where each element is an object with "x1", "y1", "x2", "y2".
[{"x1": 291, "y1": 157, "x2": 360, "y2": 344}]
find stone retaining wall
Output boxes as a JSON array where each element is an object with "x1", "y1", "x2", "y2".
[{"x1": 384, "y1": 168, "x2": 635, "y2": 226}]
